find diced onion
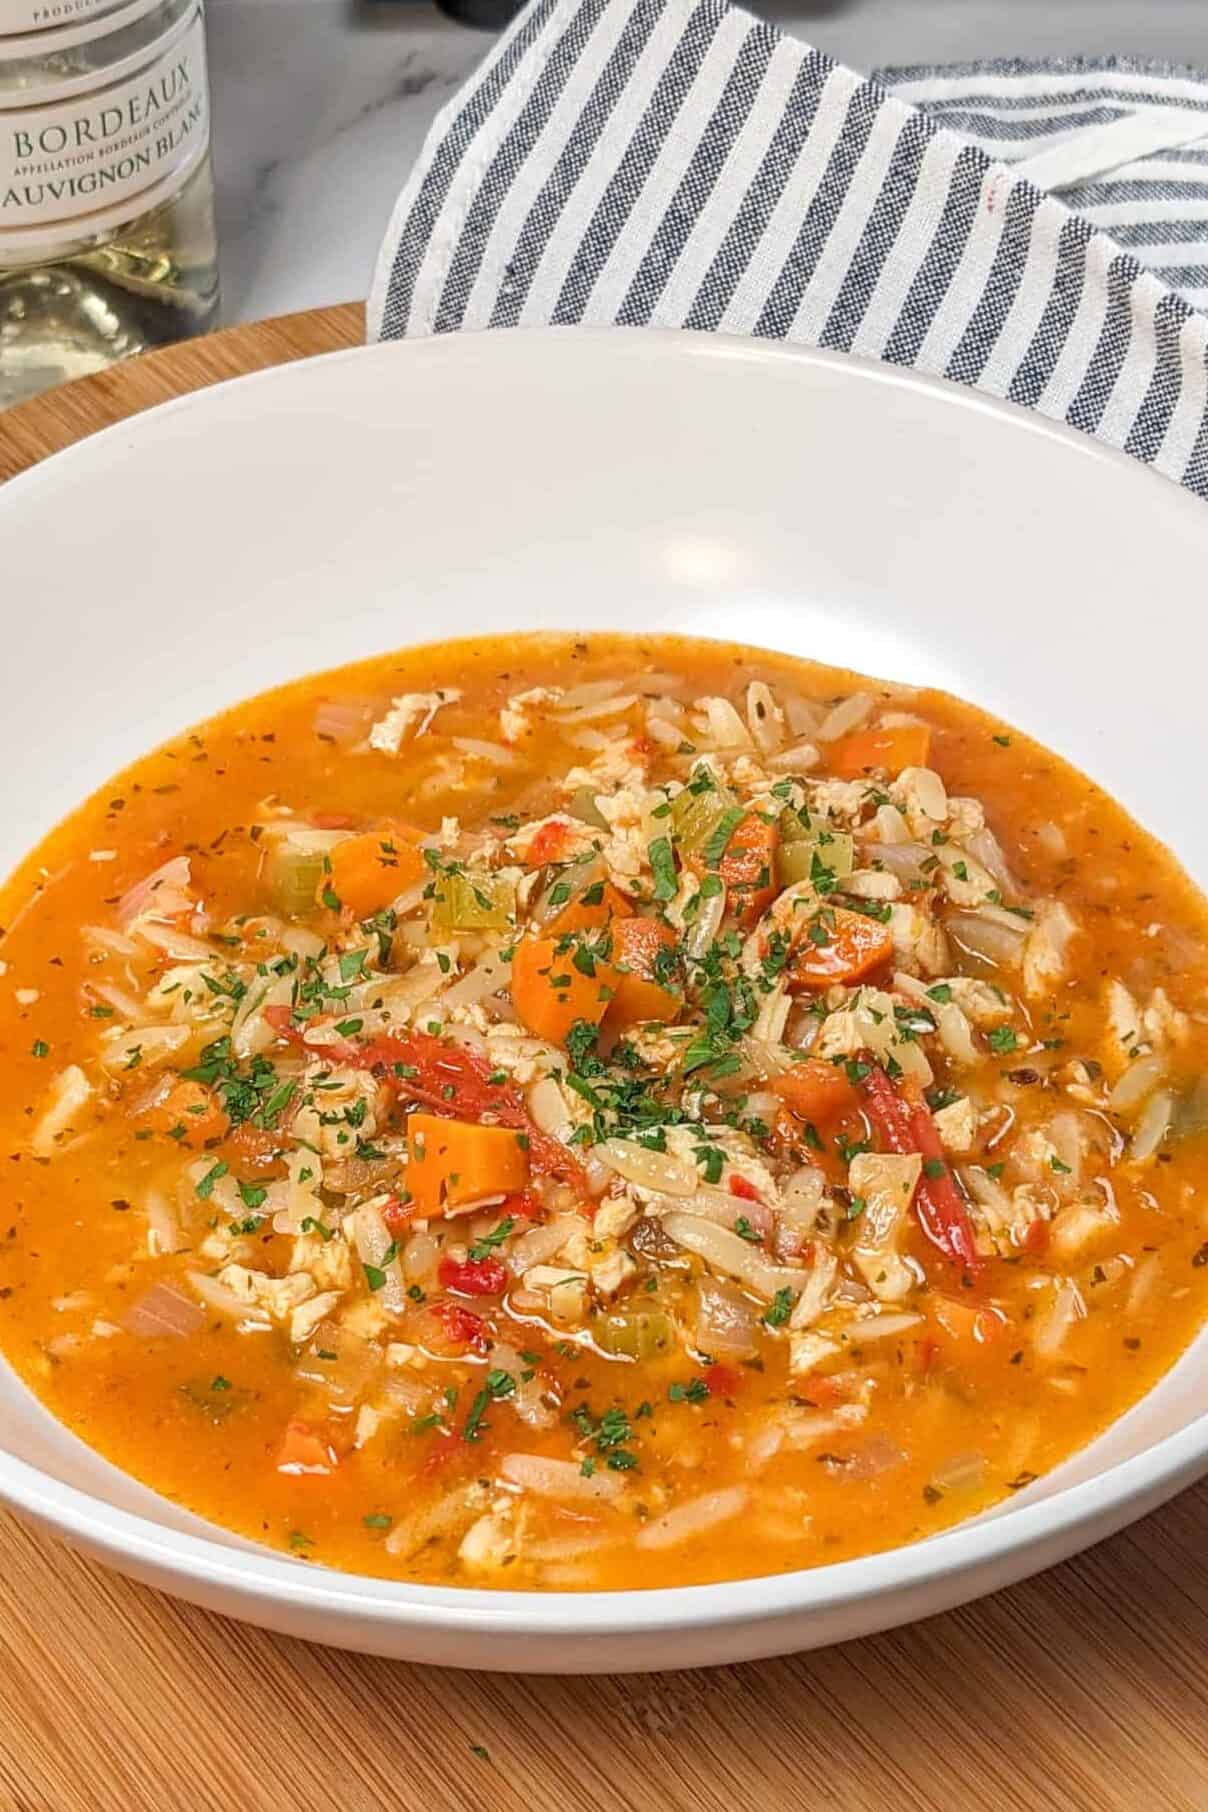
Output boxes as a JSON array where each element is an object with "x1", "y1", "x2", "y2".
[
  {"x1": 117, "y1": 856, "x2": 192, "y2": 928},
  {"x1": 1033, "y1": 1278, "x2": 1086, "y2": 1358},
  {"x1": 929, "y1": 1451, "x2": 987, "y2": 1495},
  {"x1": 947, "y1": 911, "x2": 1027, "y2": 969},
  {"x1": 694, "y1": 1277, "x2": 759, "y2": 1357},
  {"x1": 122, "y1": 1282, "x2": 204, "y2": 1338}
]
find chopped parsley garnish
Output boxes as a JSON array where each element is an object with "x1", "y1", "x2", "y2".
[
  {"x1": 648, "y1": 836, "x2": 678, "y2": 903},
  {"x1": 668, "y1": 1378, "x2": 709, "y2": 1405},
  {"x1": 463, "y1": 1369, "x2": 516, "y2": 1442},
  {"x1": 468, "y1": 1217, "x2": 516, "y2": 1262},
  {"x1": 763, "y1": 1287, "x2": 794, "y2": 1328}
]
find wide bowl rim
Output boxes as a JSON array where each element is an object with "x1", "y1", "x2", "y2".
[{"x1": 3, "y1": 322, "x2": 1207, "y2": 1642}]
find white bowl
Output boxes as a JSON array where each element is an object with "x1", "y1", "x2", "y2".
[{"x1": 3, "y1": 328, "x2": 1208, "y2": 1672}]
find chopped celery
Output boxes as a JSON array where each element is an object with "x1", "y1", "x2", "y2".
[
  {"x1": 595, "y1": 1310, "x2": 676, "y2": 1361},
  {"x1": 265, "y1": 842, "x2": 329, "y2": 917},
  {"x1": 429, "y1": 868, "x2": 515, "y2": 934},
  {"x1": 670, "y1": 769, "x2": 738, "y2": 856},
  {"x1": 778, "y1": 826, "x2": 854, "y2": 887},
  {"x1": 567, "y1": 786, "x2": 609, "y2": 831}
]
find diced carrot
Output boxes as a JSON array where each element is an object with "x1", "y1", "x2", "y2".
[
  {"x1": 604, "y1": 917, "x2": 681, "y2": 1030},
  {"x1": 717, "y1": 813, "x2": 780, "y2": 926},
  {"x1": 406, "y1": 1112, "x2": 530, "y2": 1218},
  {"x1": 788, "y1": 907, "x2": 894, "y2": 988},
  {"x1": 510, "y1": 934, "x2": 620, "y2": 1044},
  {"x1": 137, "y1": 1078, "x2": 229, "y2": 1147},
  {"x1": 276, "y1": 1419, "x2": 337, "y2": 1476},
  {"x1": 829, "y1": 724, "x2": 932, "y2": 779},
  {"x1": 327, "y1": 828, "x2": 426, "y2": 918},
  {"x1": 772, "y1": 1059, "x2": 857, "y2": 1125},
  {"x1": 546, "y1": 881, "x2": 634, "y2": 938}
]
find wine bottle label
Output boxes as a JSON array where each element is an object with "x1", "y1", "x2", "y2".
[
  {"x1": 0, "y1": 1, "x2": 208, "y2": 235},
  {"x1": 1, "y1": 0, "x2": 128, "y2": 33}
]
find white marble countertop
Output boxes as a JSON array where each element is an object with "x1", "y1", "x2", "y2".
[{"x1": 206, "y1": 0, "x2": 1208, "y2": 327}]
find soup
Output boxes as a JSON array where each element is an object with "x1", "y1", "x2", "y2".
[{"x1": 2, "y1": 632, "x2": 1206, "y2": 1591}]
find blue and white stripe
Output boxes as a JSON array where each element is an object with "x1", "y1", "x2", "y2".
[
  {"x1": 369, "y1": 1, "x2": 1208, "y2": 500},
  {"x1": 880, "y1": 58, "x2": 1208, "y2": 315}
]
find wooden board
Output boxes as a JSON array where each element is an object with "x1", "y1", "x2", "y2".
[{"x1": 2, "y1": 307, "x2": 1207, "y2": 1812}]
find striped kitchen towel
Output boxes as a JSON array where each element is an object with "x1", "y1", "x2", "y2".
[{"x1": 368, "y1": 0, "x2": 1208, "y2": 498}]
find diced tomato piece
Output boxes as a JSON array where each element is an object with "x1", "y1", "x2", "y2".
[
  {"x1": 829, "y1": 724, "x2": 932, "y2": 779},
  {"x1": 438, "y1": 1255, "x2": 509, "y2": 1297},
  {"x1": 717, "y1": 813, "x2": 779, "y2": 927},
  {"x1": 428, "y1": 1299, "x2": 491, "y2": 1355},
  {"x1": 382, "y1": 1194, "x2": 416, "y2": 1237},
  {"x1": 498, "y1": 1188, "x2": 545, "y2": 1220},
  {"x1": 788, "y1": 907, "x2": 894, "y2": 989},
  {"x1": 705, "y1": 1363, "x2": 743, "y2": 1398},
  {"x1": 527, "y1": 820, "x2": 576, "y2": 866},
  {"x1": 1021, "y1": 1218, "x2": 1049, "y2": 1255},
  {"x1": 728, "y1": 1173, "x2": 760, "y2": 1203},
  {"x1": 276, "y1": 1420, "x2": 337, "y2": 1476},
  {"x1": 772, "y1": 1059, "x2": 857, "y2": 1125}
]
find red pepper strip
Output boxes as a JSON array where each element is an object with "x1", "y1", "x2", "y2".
[
  {"x1": 351, "y1": 1031, "x2": 588, "y2": 1195},
  {"x1": 860, "y1": 1064, "x2": 981, "y2": 1273}
]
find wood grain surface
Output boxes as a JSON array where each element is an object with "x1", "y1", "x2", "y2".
[{"x1": 1, "y1": 308, "x2": 1207, "y2": 1812}]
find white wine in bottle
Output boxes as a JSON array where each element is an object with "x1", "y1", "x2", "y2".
[{"x1": 0, "y1": 0, "x2": 219, "y2": 407}]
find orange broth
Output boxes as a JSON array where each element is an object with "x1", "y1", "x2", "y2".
[{"x1": 0, "y1": 632, "x2": 1205, "y2": 1589}]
